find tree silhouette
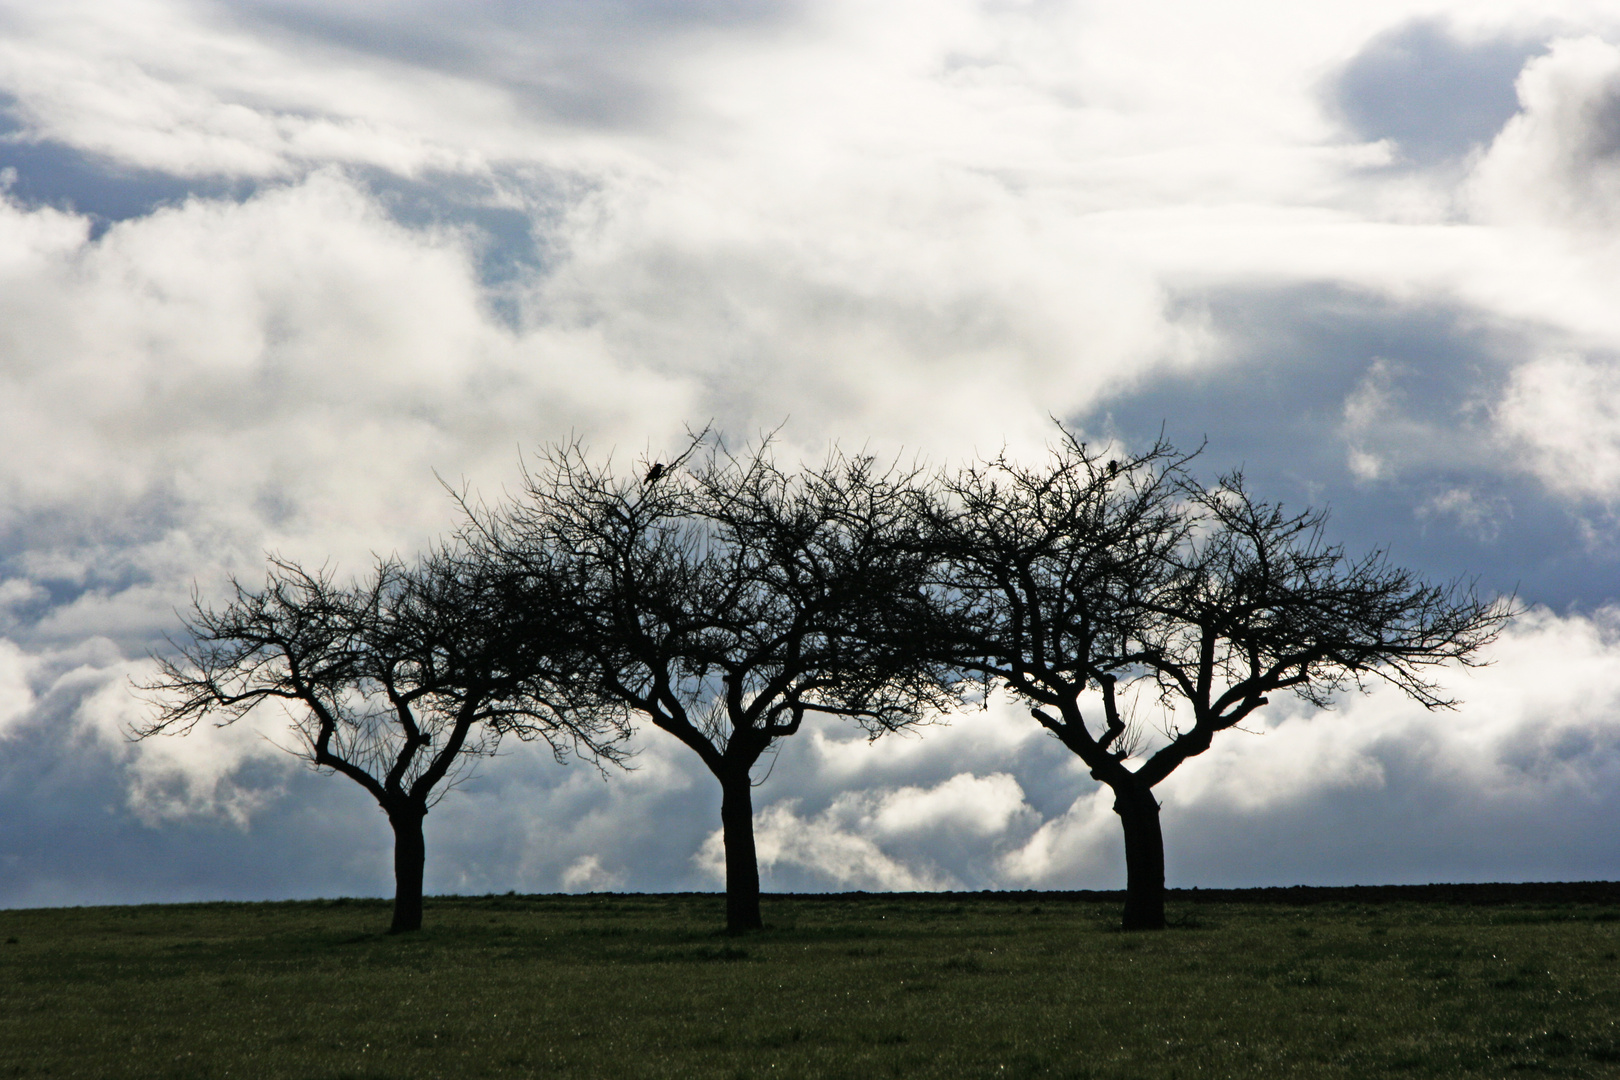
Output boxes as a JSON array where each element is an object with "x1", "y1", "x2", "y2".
[
  {"x1": 468, "y1": 434, "x2": 958, "y2": 932},
  {"x1": 926, "y1": 430, "x2": 1512, "y2": 929},
  {"x1": 136, "y1": 546, "x2": 626, "y2": 933}
]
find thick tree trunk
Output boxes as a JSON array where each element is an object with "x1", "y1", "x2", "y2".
[
  {"x1": 719, "y1": 770, "x2": 763, "y2": 933},
  {"x1": 1113, "y1": 783, "x2": 1166, "y2": 931},
  {"x1": 388, "y1": 805, "x2": 427, "y2": 934}
]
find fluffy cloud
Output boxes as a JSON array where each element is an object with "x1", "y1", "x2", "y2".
[
  {"x1": 0, "y1": 0, "x2": 517, "y2": 178},
  {"x1": 1471, "y1": 36, "x2": 1620, "y2": 228},
  {"x1": 3, "y1": 0, "x2": 1620, "y2": 906},
  {"x1": 1496, "y1": 351, "x2": 1620, "y2": 502},
  {"x1": 700, "y1": 801, "x2": 955, "y2": 892},
  {"x1": 695, "y1": 772, "x2": 1039, "y2": 892},
  {"x1": 996, "y1": 606, "x2": 1620, "y2": 888},
  {"x1": 997, "y1": 788, "x2": 1121, "y2": 888},
  {"x1": 0, "y1": 636, "x2": 293, "y2": 828},
  {"x1": 0, "y1": 638, "x2": 31, "y2": 736},
  {"x1": 0, "y1": 170, "x2": 694, "y2": 658},
  {"x1": 559, "y1": 855, "x2": 625, "y2": 893}
]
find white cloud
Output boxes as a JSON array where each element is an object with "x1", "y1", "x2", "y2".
[
  {"x1": 0, "y1": 634, "x2": 293, "y2": 828},
  {"x1": 0, "y1": 578, "x2": 47, "y2": 618},
  {"x1": 997, "y1": 788, "x2": 1120, "y2": 887},
  {"x1": 1496, "y1": 351, "x2": 1620, "y2": 501},
  {"x1": 697, "y1": 799, "x2": 956, "y2": 893},
  {"x1": 1344, "y1": 357, "x2": 1406, "y2": 482},
  {"x1": 696, "y1": 772, "x2": 1040, "y2": 892},
  {"x1": 1162, "y1": 605, "x2": 1620, "y2": 813},
  {"x1": 0, "y1": 0, "x2": 1516, "y2": 456},
  {"x1": 559, "y1": 854, "x2": 625, "y2": 893},
  {"x1": 0, "y1": 0, "x2": 513, "y2": 178},
  {"x1": 3, "y1": 0, "x2": 1620, "y2": 903},
  {"x1": 0, "y1": 171, "x2": 695, "y2": 653},
  {"x1": 998, "y1": 605, "x2": 1620, "y2": 887},
  {"x1": 1471, "y1": 36, "x2": 1620, "y2": 228},
  {"x1": 74, "y1": 650, "x2": 294, "y2": 827},
  {"x1": 1416, "y1": 487, "x2": 1512, "y2": 540},
  {"x1": 416, "y1": 732, "x2": 717, "y2": 897},
  {"x1": 803, "y1": 700, "x2": 1057, "y2": 785},
  {"x1": 2, "y1": 0, "x2": 1616, "y2": 469},
  {"x1": 867, "y1": 772, "x2": 1032, "y2": 838},
  {"x1": 0, "y1": 638, "x2": 33, "y2": 736}
]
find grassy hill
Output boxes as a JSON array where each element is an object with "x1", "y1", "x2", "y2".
[{"x1": 2, "y1": 886, "x2": 1618, "y2": 1078}]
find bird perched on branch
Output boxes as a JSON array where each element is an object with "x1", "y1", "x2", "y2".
[{"x1": 645, "y1": 462, "x2": 666, "y2": 485}]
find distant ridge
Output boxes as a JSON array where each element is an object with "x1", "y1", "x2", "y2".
[
  {"x1": 760, "y1": 882, "x2": 1620, "y2": 905},
  {"x1": 10, "y1": 884, "x2": 1620, "y2": 912},
  {"x1": 1169, "y1": 882, "x2": 1620, "y2": 905}
]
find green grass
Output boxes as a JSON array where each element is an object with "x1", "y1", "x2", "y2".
[{"x1": 3, "y1": 891, "x2": 1619, "y2": 1078}]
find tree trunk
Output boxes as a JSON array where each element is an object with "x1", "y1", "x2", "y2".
[
  {"x1": 388, "y1": 805, "x2": 427, "y2": 934},
  {"x1": 719, "y1": 770, "x2": 764, "y2": 933},
  {"x1": 1113, "y1": 783, "x2": 1166, "y2": 931}
]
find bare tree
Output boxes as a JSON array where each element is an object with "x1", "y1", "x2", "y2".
[
  {"x1": 927, "y1": 430, "x2": 1513, "y2": 930},
  {"x1": 469, "y1": 434, "x2": 959, "y2": 932},
  {"x1": 136, "y1": 545, "x2": 626, "y2": 933}
]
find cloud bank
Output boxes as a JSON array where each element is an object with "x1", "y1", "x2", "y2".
[{"x1": 2, "y1": 0, "x2": 1620, "y2": 906}]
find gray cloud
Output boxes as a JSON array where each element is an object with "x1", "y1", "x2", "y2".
[
  {"x1": 1088, "y1": 284, "x2": 1614, "y2": 611},
  {"x1": 0, "y1": 128, "x2": 571, "y2": 295},
  {"x1": 6, "y1": 605, "x2": 1620, "y2": 907},
  {"x1": 1470, "y1": 36, "x2": 1620, "y2": 227},
  {"x1": 0, "y1": 641, "x2": 356, "y2": 907},
  {"x1": 4, "y1": 0, "x2": 1620, "y2": 909},
  {"x1": 220, "y1": 0, "x2": 807, "y2": 129}
]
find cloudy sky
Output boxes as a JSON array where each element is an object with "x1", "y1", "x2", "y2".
[{"x1": 4, "y1": 0, "x2": 1620, "y2": 908}]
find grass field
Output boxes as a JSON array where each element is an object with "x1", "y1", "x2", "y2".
[{"x1": 2, "y1": 887, "x2": 1619, "y2": 1079}]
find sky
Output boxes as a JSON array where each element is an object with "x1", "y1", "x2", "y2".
[{"x1": 3, "y1": 0, "x2": 1620, "y2": 908}]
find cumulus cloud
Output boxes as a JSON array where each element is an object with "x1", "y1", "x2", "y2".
[
  {"x1": 0, "y1": 638, "x2": 294, "y2": 827},
  {"x1": 1472, "y1": 36, "x2": 1620, "y2": 227},
  {"x1": 1343, "y1": 357, "x2": 1412, "y2": 482},
  {"x1": 0, "y1": 0, "x2": 513, "y2": 179},
  {"x1": 0, "y1": 0, "x2": 1420, "y2": 452},
  {"x1": 4, "y1": 0, "x2": 1620, "y2": 906},
  {"x1": 559, "y1": 855, "x2": 626, "y2": 893},
  {"x1": 1160, "y1": 606, "x2": 1620, "y2": 812},
  {"x1": 88, "y1": 661, "x2": 297, "y2": 829},
  {"x1": 0, "y1": 170, "x2": 694, "y2": 659},
  {"x1": 1415, "y1": 487, "x2": 1512, "y2": 541},
  {"x1": 1336, "y1": 352, "x2": 1518, "y2": 533},
  {"x1": 994, "y1": 606, "x2": 1620, "y2": 889},
  {"x1": 0, "y1": 638, "x2": 31, "y2": 736},
  {"x1": 997, "y1": 788, "x2": 1121, "y2": 887},
  {"x1": 695, "y1": 772, "x2": 1039, "y2": 892},
  {"x1": 226, "y1": 0, "x2": 805, "y2": 132},
  {"x1": 1496, "y1": 351, "x2": 1620, "y2": 502},
  {"x1": 699, "y1": 801, "x2": 954, "y2": 892}
]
